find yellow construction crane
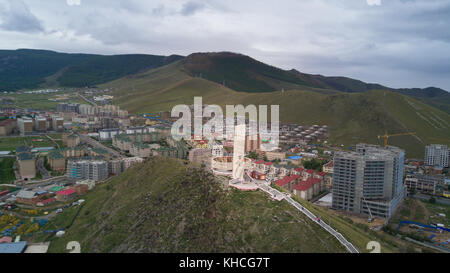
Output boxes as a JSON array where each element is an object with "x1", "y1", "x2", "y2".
[{"x1": 378, "y1": 130, "x2": 416, "y2": 147}]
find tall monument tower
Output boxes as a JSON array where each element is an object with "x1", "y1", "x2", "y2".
[{"x1": 232, "y1": 123, "x2": 246, "y2": 181}]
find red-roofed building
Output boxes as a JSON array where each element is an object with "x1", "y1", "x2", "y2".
[
  {"x1": 37, "y1": 197, "x2": 57, "y2": 207},
  {"x1": 293, "y1": 180, "x2": 314, "y2": 201},
  {"x1": 307, "y1": 177, "x2": 323, "y2": 195},
  {"x1": 275, "y1": 175, "x2": 300, "y2": 191},
  {"x1": 252, "y1": 160, "x2": 272, "y2": 174},
  {"x1": 292, "y1": 168, "x2": 304, "y2": 175},
  {"x1": 56, "y1": 188, "x2": 76, "y2": 201},
  {"x1": 302, "y1": 169, "x2": 316, "y2": 180},
  {"x1": 323, "y1": 160, "x2": 334, "y2": 174},
  {"x1": 314, "y1": 172, "x2": 326, "y2": 179},
  {"x1": 0, "y1": 236, "x2": 13, "y2": 244}
]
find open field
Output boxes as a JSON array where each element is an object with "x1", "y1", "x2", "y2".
[
  {"x1": 0, "y1": 134, "x2": 62, "y2": 152},
  {"x1": 6, "y1": 90, "x2": 85, "y2": 111},
  {"x1": 389, "y1": 198, "x2": 450, "y2": 247},
  {"x1": 392, "y1": 198, "x2": 450, "y2": 227}
]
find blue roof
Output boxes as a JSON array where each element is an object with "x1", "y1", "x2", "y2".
[
  {"x1": 288, "y1": 156, "x2": 303, "y2": 160},
  {"x1": 0, "y1": 241, "x2": 27, "y2": 253}
]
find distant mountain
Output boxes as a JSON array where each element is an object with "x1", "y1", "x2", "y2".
[
  {"x1": 0, "y1": 49, "x2": 183, "y2": 90},
  {"x1": 105, "y1": 59, "x2": 449, "y2": 158},
  {"x1": 181, "y1": 52, "x2": 450, "y2": 113},
  {"x1": 1, "y1": 49, "x2": 448, "y2": 113},
  {"x1": 182, "y1": 52, "x2": 313, "y2": 92}
]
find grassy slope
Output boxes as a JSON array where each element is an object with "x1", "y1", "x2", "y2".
[
  {"x1": 105, "y1": 63, "x2": 450, "y2": 158},
  {"x1": 47, "y1": 157, "x2": 345, "y2": 253}
]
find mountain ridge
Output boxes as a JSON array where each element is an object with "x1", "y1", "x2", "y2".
[{"x1": 1, "y1": 48, "x2": 449, "y2": 113}]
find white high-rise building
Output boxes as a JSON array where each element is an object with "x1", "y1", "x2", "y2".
[{"x1": 425, "y1": 144, "x2": 449, "y2": 168}]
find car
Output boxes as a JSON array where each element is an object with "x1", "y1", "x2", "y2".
[
  {"x1": 5, "y1": 204, "x2": 17, "y2": 210},
  {"x1": 56, "y1": 208, "x2": 63, "y2": 214}
]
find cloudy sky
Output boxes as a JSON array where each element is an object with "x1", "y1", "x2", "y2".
[{"x1": 0, "y1": 0, "x2": 450, "y2": 90}]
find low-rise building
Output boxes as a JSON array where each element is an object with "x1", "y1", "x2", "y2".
[
  {"x1": 47, "y1": 151, "x2": 65, "y2": 171},
  {"x1": 122, "y1": 157, "x2": 144, "y2": 170},
  {"x1": 99, "y1": 128, "x2": 120, "y2": 141},
  {"x1": 275, "y1": 175, "x2": 301, "y2": 192},
  {"x1": 265, "y1": 151, "x2": 286, "y2": 161},
  {"x1": 17, "y1": 152, "x2": 36, "y2": 180},
  {"x1": 16, "y1": 190, "x2": 40, "y2": 205},
  {"x1": 62, "y1": 133, "x2": 80, "y2": 148},
  {"x1": 62, "y1": 146, "x2": 87, "y2": 158},
  {"x1": 56, "y1": 188, "x2": 77, "y2": 201},
  {"x1": 36, "y1": 198, "x2": 57, "y2": 207},
  {"x1": 404, "y1": 174, "x2": 445, "y2": 195},
  {"x1": 293, "y1": 180, "x2": 314, "y2": 201},
  {"x1": 323, "y1": 160, "x2": 334, "y2": 174},
  {"x1": 0, "y1": 119, "x2": 17, "y2": 136}
]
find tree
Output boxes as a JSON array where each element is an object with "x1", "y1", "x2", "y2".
[
  {"x1": 247, "y1": 151, "x2": 258, "y2": 160},
  {"x1": 429, "y1": 196, "x2": 436, "y2": 204},
  {"x1": 302, "y1": 158, "x2": 324, "y2": 171}
]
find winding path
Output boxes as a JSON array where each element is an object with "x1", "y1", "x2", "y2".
[{"x1": 258, "y1": 184, "x2": 359, "y2": 253}]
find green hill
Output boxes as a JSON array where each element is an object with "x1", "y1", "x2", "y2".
[
  {"x1": 1, "y1": 49, "x2": 449, "y2": 113},
  {"x1": 47, "y1": 157, "x2": 346, "y2": 253},
  {"x1": 0, "y1": 49, "x2": 183, "y2": 90},
  {"x1": 105, "y1": 61, "x2": 450, "y2": 158},
  {"x1": 180, "y1": 52, "x2": 450, "y2": 113}
]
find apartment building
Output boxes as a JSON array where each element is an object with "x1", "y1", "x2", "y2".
[
  {"x1": 0, "y1": 119, "x2": 17, "y2": 136},
  {"x1": 17, "y1": 152, "x2": 36, "y2": 180},
  {"x1": 66, "y1": 160, "x2": 108, "y2": 181},
  {"x1": 425, "y1": 144, "x2": 449, "y2": 168},
  {"x1": 332, "y1": 144, "x2": 406, "y2": 219},
  {"x1": 18, "y1": 117, "x2": 34, "y2": 135},
  {"x1": 404, "y1": 174, "x2": 445, "y2": 195}
]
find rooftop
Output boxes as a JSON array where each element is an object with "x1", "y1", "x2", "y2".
[
  {"x1": 57, "y1": 188, "x2": 76, "y2": 196},
  {"x1": 17, "y1": 152, "x2": 34, "y2": 161},
  {"x1": 48, "y1": 150, "x2": 65, "y2": 160},
  {"x1": 294, "y1": 180, "x2": 313, "y2": 191},
  {"x1": 16, "y1": 146, "x2": 31, "y2": 154},
  {"x1": 17, "y1": 190, "x2": 37, "y2": 199},
  {"x1": 0, "y1": 241, "x2": 27, "y2": 253}
]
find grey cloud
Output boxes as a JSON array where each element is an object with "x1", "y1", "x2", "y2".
[
  {"x1": 180, "y1": 1, "x2": 205, "y2": 16},
  {"x1": 0, "y1": 0, "x2": 44, "y2": 33},
  {"x1": 1, "y1": 0, "x2": 450, "y2": 90}
]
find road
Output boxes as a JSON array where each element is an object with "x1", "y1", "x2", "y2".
[
  {"x1": 258, "y1": 183, "x2": 359, "y2": 253},
  {"x1": 45, "y1": 134, "x2": 60, "y2": 149},
  {"x1": 77, "y1": 92, "x2": 97, "y2": 107},
  {"x1": 37, "y1": 158, "x2": 51, "y2": 180},
  {"x1": 412, "y1": 193, "x2": 450, "y2": 206},
  {"x1": 79, "y1": 134, "x2": 123, "y2": 158}
]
